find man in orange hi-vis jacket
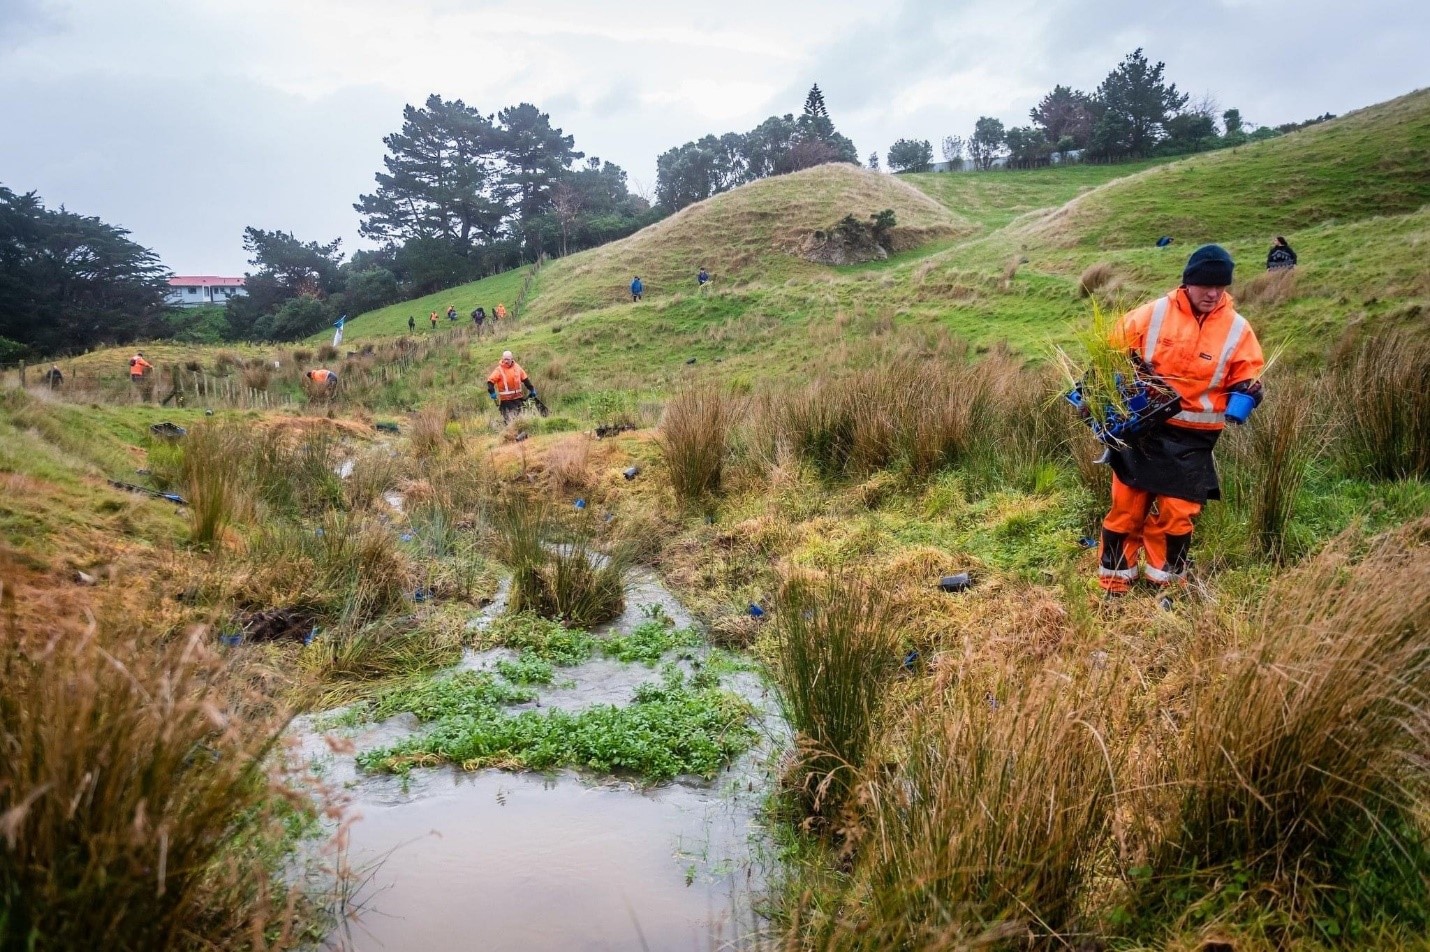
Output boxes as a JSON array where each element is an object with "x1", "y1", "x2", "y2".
[
  {"x1": 1098, "y1": 244, "x2": 1265, "y2": 594},
  {"x1": 486, "y1": 350, "x2": 538, "y2": 422}
]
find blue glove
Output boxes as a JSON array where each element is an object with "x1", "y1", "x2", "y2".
[
  {"x1": 1230, "y1": 379, "x2": 1265, "y2": 407},
  {"x1": 527, "y1": 388, "x2": 538, "y2": 399},
  {"x1": 489, "y1": 392, "x2": 498, "y2": 402}
]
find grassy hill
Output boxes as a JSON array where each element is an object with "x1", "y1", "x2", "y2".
[{"x1": 1020, "y1": 88, "x2": 1430, "y2": 250}]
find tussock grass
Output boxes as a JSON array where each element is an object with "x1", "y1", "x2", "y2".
[
  {"x1": 772, "y1": 572, "x2": 901, "y2": 827},
  {"x1": 0, "y1": 624, "x2": 309, "y2": 949},
  {"x1": 810, "y1": 669, "x2": 1123, "y2": 948},
  {"x1": 493, "y1": 495, "x2": 630, "y2": 628},
  {"x1": 1078, "y1": 261, "x2": 1118, "y2": 297},
  {"x1": 1131, "y1": 521, "x2": 1430, "y2": 937},
  {"x1": 658, "y1": 383, "x2": 734, "y2": 504},
  {"x1": 1333, "y1": 330, "x2": 1430, "y2": 479},
  {"x1": 1221, "y1": 382, "x2": 1325, "y2": 560},
  {"x1": 1234, "y1": 265, "x2": 1299, "y2": 306},
  {"x1": 180, "y1": 422, "x2": 246, "y2": 546}
]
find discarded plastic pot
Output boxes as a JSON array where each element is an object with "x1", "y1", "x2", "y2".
[
  {"x1": 938, "y1": 572, "x2": 973, "y2": 593},
  {"x1": 747, "y1": 604, "x2": 765, "y2": 619},
  {"x1": 303, "y1": 627, "x2": 318, "y2": 646},
  {"x1": 219, "y1": 633, "x2": 243, "y2": 647},
  {"x1": 901, "y1": 649, "x2": 920, "y2": 671},
  {"x1": 574, "y1": 498, "x2": 587, "y2": 510},
  {"x1": 413, "y1": 588, "x2": 433, "y2": 603},
  {"x1": 622, "y1": 466, "x2": 640, "y2": 480},
  {"x1": 1225, "y1": 390, "x2": 1256, "y2": 424}
]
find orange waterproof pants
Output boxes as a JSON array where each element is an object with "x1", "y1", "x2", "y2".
[{"x1": 1098, "y1": 474, "x2": 1202, "y2": 593}]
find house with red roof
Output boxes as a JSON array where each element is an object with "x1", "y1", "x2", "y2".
[{"x1": 167, "y1": 276, "x2": 246, "y2": 307}]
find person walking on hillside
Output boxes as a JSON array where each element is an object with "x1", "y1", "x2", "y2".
[
  {"x1": 304, "y1": 368, "x2": 339, "y2": 397},
  {"x1": 447, "y1": 304, "x2": 457, "y2": 322},
  {"x1": 43, "y1": 365, "x2": 63, "y2": 389},
  {"x1": 630, "y1": 276, "x2": 643, "y2": 302},
  {"x1": 472, "y1": 306, "x2": 487, "y2": 335},
  {"x1": 494, "y1": 302, "x2": 508, "y2": 321},
  {"x1": 1266, "y1": 236, "x2": 1297, "y2": 271},
  {"x1": 697, "y1": 267, "x2": 710, "y2": 291},
  {"x1": 1096, "y1": 244, "x2": 1265, "y2": 596},
  {"x1": 408, "y1": 315, "x2": 416, "y2": 333},
  {"x1": 487, "y1": 350, "x2": 539, "y2": 422},
  {"x1": 128, "y1": 351, "x2": 154, "y2": 400},
  {"x1": 429, "y1": 311, "x2": 439, "y2": 329}
]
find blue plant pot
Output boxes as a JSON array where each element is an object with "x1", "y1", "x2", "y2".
[{"x1": 1225, "y1": 390, "x2": 1256, "y2": 424}]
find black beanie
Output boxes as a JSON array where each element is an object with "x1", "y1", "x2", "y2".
[{"x1": 1182, "y1": 244, "x2": 1235, "y2": 286}]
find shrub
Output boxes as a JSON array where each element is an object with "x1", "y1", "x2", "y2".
[
  {"x1": 771, "y1": 572, "x2": 901, "y2": 826},
  {"x1": 292, "y1": 348, "x2": 313, "y2": 364},
  {"x1": 0, "y1": 626, "x2": 306, "y2": 949},
  {"x1": 658, "y1": 383, "x2": 733, "y2": 503},
  {"x1": 316, "y1": 344, "x2": 339, "y2": 362}
]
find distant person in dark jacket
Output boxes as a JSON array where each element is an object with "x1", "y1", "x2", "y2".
[
  {"x1": 472, "y1": 306, "x2": 487, "y2": 335},
  {"x1": 43, "y1": 365, "x2": 63, "y2": 389},
  {"x1": 408, "y1": 315, "x2": 416, "y2": 332},
  {"x1": 631, "y1": 276, "x2": 643, "y2": 302},
  {"x1": 1266, "y1": 236, "x2": 1297, "y2": 270}
]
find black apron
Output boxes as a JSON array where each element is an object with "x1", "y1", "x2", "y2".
[{"x1": 1109, "y1": 422, "x2": 1222, "y2": 503}]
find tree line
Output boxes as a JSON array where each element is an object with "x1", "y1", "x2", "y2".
[
  {"x1": 0, "y1": 186, "x2": 170, "y2": 361},
  {"x1": 882, "y1": 49, "x2": 1334, "y2": 173},
  {"x1": 654, "y1": 85, "x2": 859, "y2": 211}
]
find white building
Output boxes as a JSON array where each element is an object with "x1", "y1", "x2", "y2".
[{"x1": 167, "y1": 276, "x2": 246, "y2": 307}]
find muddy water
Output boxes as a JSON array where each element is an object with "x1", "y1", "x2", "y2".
[{"x1": 302, "y1": 569, "x2": 778, "y2": 951}]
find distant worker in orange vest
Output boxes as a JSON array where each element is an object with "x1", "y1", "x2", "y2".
[
  {"x1": 486, "y1": 350, "x2": 538, "y2": 422},
  {"x1": 1098, "y1": 244, "x2": 1265, "y2": 595},
  {"x1": 304, "y1": 368, "x2": 339, "y2": 396},
  {"x1": 494, "y1": 302, "x2": 508, "y2": 321},
  {"x1": 429, "y1": 311, "x2": 439, "y2": 329},
  {"x1": 128, "y1": 352, "x2": 152, "y2": 382},
  {"x1": 447, "y1": 304, "x2": 457, "y2": 322}
]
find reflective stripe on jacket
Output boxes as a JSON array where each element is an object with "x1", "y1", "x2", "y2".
[
  {"x1": 487, "y1": 362, "x2": 528, "y2": 400},
  {"x1": 1115, "y1": 288, "x2": 1265, "y2": 431}
]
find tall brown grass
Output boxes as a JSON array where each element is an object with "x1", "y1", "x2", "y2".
[
  {"x1": 1077, "y1": 261, "x2": 1117, "y2": 298},
  {"x1": 181, "y1": 423, "x2": 246, "y2": 546},
  {"x1": 1221, "y1": 382, "x2": 1324, "y2": 560},
  {"x1": 410, "y1": 402, "x2": 454, "y2": 460},
  {"x1": 493, "y1": 495, "x2": 629, "y2": 628},
  {"x1": 1131, "y1": 520, "x2": 1430, "y2": 931},
  {"x1": 809, "y1": 669, "x2": 1123, "y2": 948},
  {"x1": 1234, "y1": 266, "x2": 1299, "y2": 306},
  {"x1": 0, "y1": 622, "x2": 309, "y2": 949},
  {"x1": 771, "y1": 573, "x2": 901, "y2": 827},
  {"x1": 1333, "y1": 330, "x2": 1430, "y2": 479},
  {"x1": 658, "y1": 383, "x2": 734, "y2": 503}
]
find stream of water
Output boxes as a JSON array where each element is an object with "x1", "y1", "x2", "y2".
[{"x1": 297, "y1": 569, "x2": 779, "y2": 951}]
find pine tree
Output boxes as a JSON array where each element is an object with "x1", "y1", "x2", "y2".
[{"x1": 799, "y1": 84, "x2": 835, "y2": 142}]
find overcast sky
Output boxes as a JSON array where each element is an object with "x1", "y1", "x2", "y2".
[{"x1": 2, "y1": 0, "x2": 1425, "y2": 275}]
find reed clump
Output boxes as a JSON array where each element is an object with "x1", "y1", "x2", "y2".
[
  {"x1": 810, "y1": 669, "x2": 1123, "y2": 948},
  {"x1": 180, "y1": 422, "x2": 247, "y2": 546},
  {"x1": 1220, "y1": 380, "x2": 1325, "y2": 561},
  {"x1": 658, "y1": 383, "x2": 733, "y2": 503},
  {"x1": 771, "y1": 572, "x2": 901, "y2": 828},
  {"x1": 493, "y1": 495, "x2": 630, "y2": 628},
  {"x1": 1333, "y1": 330, "x2": 1430, "y2": 479},
  {"x1": 1129, "y1": 521, "x2": 1430, "y2": 938},
  {"x1": 0, "y1": 623, "x2": 309, "y2": 950}
]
